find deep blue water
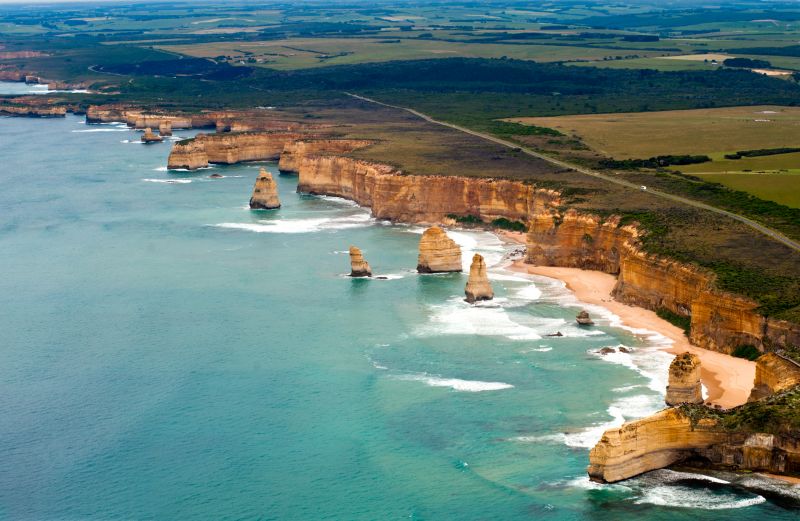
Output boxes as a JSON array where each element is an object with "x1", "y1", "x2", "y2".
[{"x1": 0, "y1": 102, "x2": 796, "y2": 519}]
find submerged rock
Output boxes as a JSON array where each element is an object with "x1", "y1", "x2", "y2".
[
  {"x1": 349, "y1": 246, "x2": 372, "y2": 277},
  {"x1": 417, "y1": 226, "x2": 462, "y2": 273},
  {"x1": 576, "y1": 310, "x2": 594, "y2": 326},
  {"x1": 141, "y1": 127, "x2": 163, "y2": 143},
  {"x1": 249, "y1": 168, "x2": 281, "y2": 209},
  {"x1": 666, "y1": 352, "x2": 704, "y2": 406},
  {"x1": 464, "y1": 254, "x2": 493, "y2": 303}
]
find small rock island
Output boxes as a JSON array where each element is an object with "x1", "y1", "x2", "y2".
[
  {"x1": 665, "y1": 352, "x2": 704, "y2": 406},
  {"x1": 349, "y1": 246, "x2": 372, "y2": 277},
  {"x1": 140, "y1": 127, "x2": 163, "y2": 143},
  {"x1": 249, "y1": 168, "x2": 281, "y2": 209},
  {"x1": 465, "y1": 254, "x2": 493, "y2": 303},
  {"x1": 417, "y1": 226, "x2": 462, "y2": 273}
]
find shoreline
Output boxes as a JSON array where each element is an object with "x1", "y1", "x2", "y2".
[{"x1": 495, "y1": 231, "x2": 755, "y2": 409}]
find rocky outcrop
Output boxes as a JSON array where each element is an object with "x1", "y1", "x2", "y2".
[
  {"x1": 349, "y1": 246, "x2": 372, "y2": 277},
  {"x1": 141, "y1": 127, "x2": 163, "y2": 143},
  {"x1": 417, "y1": 226, "x2": 462, "y2": 273},
  {"x1": 296, "y1": 155, "x2": 561, "y2": 223},
  {"x1": 666, "y1": 352, "x2": 704, "y2": 405},
  {"x1": 465, "y1": 254, "x2": 493, "y2": 303},
  {"x1": 588, "y1": 408, "x2": 725, "y2": 483},
  {"x1": 158, "y1": 121, "x2": 172, "y2": 137},
  {"x1": 527, "y1": 209, "x2": 800, "y2": 354},
  {"x1": 278, "y1": 139, "x2": 373, "y2": 173},
  {"x1": 748, "y1": 353, "x2": 800, "y2": 402},
  {"x1": 249, "y1": 168, "x2": 281, "y2": 209},
  {"x1": 167, "y1": 132, "x2": 308, "y2": 170},
  {"x1": 0, "y1": 104, "x2": 66, "y2": 117},
  {"x1": 85, "y1": 105, "x2": 215, "y2": 128}
]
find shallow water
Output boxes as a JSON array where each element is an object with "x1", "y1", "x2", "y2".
[{"x1": 0, "y1": 110, "x2": 796, "y2": 519}]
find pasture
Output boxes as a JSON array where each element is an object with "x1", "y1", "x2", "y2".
[{"x1": 696, "y1": 173, "x2": 800, "y2": 208}]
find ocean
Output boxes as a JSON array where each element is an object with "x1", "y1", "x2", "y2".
[{"x1": 0, "y1": 89, "x2": 795, "y2": 519}]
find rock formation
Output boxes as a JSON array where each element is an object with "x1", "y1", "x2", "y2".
[
  {"x1": 576, "y1": 310, "x2": 594, "y2": 325},
  {"x1": 417, "y1": 227, "x2": 462, "y2": 273},
  {"x1": 465, "y1": 254, "x2": 493, "y2": 303},
  {"x1": 0, "y1": 104, "x2": 66, "y2": 117},
  {"x1": 588, "y1": 408, "x2": 727, "y2": 483},
  {"x1": 141, "y1": 127, "x2": 163, "y2": 143},
  {"x1": 158, "y1": 120, "x2": 172, "y2": 137},
  {"x1": 167, "y1": 131, "x2": 308, "y2": 170},
  {"x1": 249, "y1": 168, "x2": 281, "y2": 210},
  {"x1": 665, "y1": 352, "x2": 703, "y2": 405},
  {"x1": 748, "y1": 353, "x2": 800, "y2": 402},
  {"x1": 349, "y1": 246, "x2": 372, "y2": 277},
  {"x1": 278, "y1": 139, "x2": 372, "y2": 173}
]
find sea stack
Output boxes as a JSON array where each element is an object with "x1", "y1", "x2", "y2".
[
  {"x1": 576, "y1": 310, "x2": 594, "y2": 326},
  {"x1": 464, "y1": 254, "x2": 493, "y2": 303},
  {"x1": 249, "y1": 168, "x2": 281, "y2": 209},
  {"x1": 158, "y1": 120, "x2": 172, "y2": 137},
  {"x1": 141, "y1": 127, "x2": 163, "y2": 143},
  {"x1": 417, "y1": 226, "x2": 462, "y2": 273},
  {"x1": 349, "y1": 246, "x2": 372, "y2": 277},
  {"x1": 665, "y1": 352, "x2": 703, "y2": 405}
]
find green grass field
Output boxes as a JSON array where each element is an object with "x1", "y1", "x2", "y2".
[{"x1": 695, "y1": 173, "x2": 800, "y2": 208}]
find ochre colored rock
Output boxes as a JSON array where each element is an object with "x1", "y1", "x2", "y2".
[
  {"x1": 588, "y1": 408, "x2": 726, "y2": 483},
  {"x1": 141, "y1": 127, "x2": 163, "y2": 143},
  {"x1": 168, "y1": 138, "x2": 208, "y2": 170},
  {"x1": 576, "y1": 310, "x2": 594, "y2": 325},
  {"x1": 417, "y1": 226, "x2": 462, "y2": 273},
  {"x1": 748, "y1": 353, "x2": 800, "y2": 402},
  {"x1": 465, "y1": 254, "x2": 493, "y2": 303},
  {"x1": 665, "y1": 352, "x2": 703, "y2": 406},
  {"x1": 0, "y1": 104, "x2": 66, "y2": 117},
  {"x1": 158, "y1": 120, "x2": 172, "y2": 136},
  {"x1": 167, "y1": 131, "x2": 309, "y2": 170},
  {"x1": 249, "y1": 168, "x2": 281, "y2": 209},
  {"x1": 279, "y1": 139, "x2": 372, "y2": 173},
  {"x1": 349, "y1": 246, "x2": 372, "y2": 277}
]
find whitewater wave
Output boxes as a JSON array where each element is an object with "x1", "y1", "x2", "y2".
[
  {"x1": 142, "y1": 178, "x2": 191, "y2": 184},
  {"x1": 632, "y1": 470, "x2": 766, "y2": 510},
  {"x1": 415, "y1": 296, "x2": 544, "y2": 341},
  {"x1": 72, "y1": 128, "x2": 131, "y2": 132},
  {"x1": 394, "y1": 373, "x2": 513, "y2": 392},
  {"x1": 213, "y1": 213, "x2": 372, "y2": 234}
]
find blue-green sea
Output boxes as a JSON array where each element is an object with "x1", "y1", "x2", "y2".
[{"x1": 0, "y1": 93, "x2": 796, "y2": 519}]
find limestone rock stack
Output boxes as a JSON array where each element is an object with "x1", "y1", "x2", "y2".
[
  {"x1": 249, "y1": 168, "x2": 281, "y2": 209},
  {"x1": 417, "y1": 226, "x2": 462, "y2": 273},
  {"x1": 158, "y1": 120, "x2": 172, "y2": 137},
  {"x1": 665, "y1": 352, "x2": 703, "y2": 405},
  {"x1": 141, "y1": 127, "x2": 163, "y2": 143},
  {"x1": 349, "y1": 246, "x2": 372, "y2": 277},
  {"x1": 465, "y1": 254, "x2": 493, "y2": 303}
]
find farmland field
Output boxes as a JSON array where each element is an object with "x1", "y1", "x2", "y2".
[
  {"x1": 510, "y1": 106, "x2": 800, "y2": 158},
  {"x1": 696, "y1": 173, "x2": 800, "y2": 208}
]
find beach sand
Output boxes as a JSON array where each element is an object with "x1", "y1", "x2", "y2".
[{"x1": 508, "y1": 261, "x2": 755, "y2": 409}]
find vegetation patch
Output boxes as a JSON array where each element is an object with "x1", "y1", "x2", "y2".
[
  {"x1": 732, "y1": 344, "x2": 762, "y2": 361},
  {"x1": 656, "y1": 308, "x2": 691, "y2": 336},
  {"x1": 446, "y1": 214, "x2": 483, "y2": 225},
  {"x1": 724, "y1": 148, "x2": 800, "y2": 160},
  {"x1": 491, "y1": 217, "x2": 526, "y2": 232},
  {"x1": 600, "y1": 154, "x2": 710, "y2": 170}
]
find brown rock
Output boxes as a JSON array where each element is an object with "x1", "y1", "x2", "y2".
[
  {"x1": 158, "y1": 120, "x2": 173, "y2": 137},
  {"x1": 349, "y1": 246, "x2": 372, "y2": 277},
  {"x1": 417, "y1": 226, "x2": 462, "y2": 273},
  {"x1": 665, "y1": 352, "x2": 703, "y2": 406},
  {"x1": 748, "y1": 352, "x2": 800, "y2": 402},
  {"x1": 141, "y1": 127, "x2": 163, "y2": 143},
  {"x1": 249, "y1": 168, "x2": 281, "y2": 209},
  {"x1": 465, "y1": 254, "x2": 493, "y2": 303},
  {"x1": 576, "y1": 310, "x2": 594, "y2": 325}
]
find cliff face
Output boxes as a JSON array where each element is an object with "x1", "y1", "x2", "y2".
[
  {"x1": 249, "y1": 168, "x2": 281, "y2": 209},
  {"x1": 168, "y1": 132, "x2": 308, "y2": 170},
  {"x1": 417, "y1": 226, "x2": 462, "y2": 273},
  {"x1": 588, "y1": 408, "x2": 725, "y2": 483},
  {"x1": 665, "y1": 352, "x2": 703, "y2": 406},
  {"x1": 85, "y1": 105, "x2": 215, "y2": 128},
  {"x1": 749, "y1": 353, "x2": 800, "y2": 401},
  {"x1": 0, "y1": 104, "x2": 66, "y2": 117},
  {"x1": 278, "y1": 139, "x2": 373, "y2": 173},
  {"x1": 296, "y1": 155, "x2": 561, "y2": 224},
  {"x1": 527, "y1": 210, "x2": 800, "y2": 354}
]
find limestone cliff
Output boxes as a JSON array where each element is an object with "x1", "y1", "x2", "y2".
[
  {"x1": 349, "y1": 246, "x2": 372, "y2": 277},
  {"x1": 417, "y1": 227, "x2": 462, "y2": 273},
  {"x1": 527, "y1": 209, "x2": 800, "y2": 354},
  {"x1": 249, "y1": 168, "x2": 281, "y2": 210},
  {"x1": 665, "y1": 352, "x2": 703, "y2": 405},
  {"x1": 465, "y1": 254, "x2": 493, "y2": 303},
  {"x1": 141, "y1": 127, "x2": 163, "y2": 143},
  {"x1": 588, "y1": 408, "x2": 725, "y2": 483},
  {"x1": 0, "y1": 104, "x2": 66, "y2": 117},
  {"x1": 749, "y1": 353, "x2": 800, "y2": 402},
  {"x1": 296, "y1": 155, "x2": 561, "y2": 223},
  {"x1": 86, "y1": 105, "x2": 216, "y2": 129},
  {"x1": 167, "y1": 132, "x2": 308, "y2": 170},
  {"x1": 158, "y1": 121, "x2": 173, "y2": 137},
  {"x1": 278, "y1": 139, "x2": 373, "y2": 173}
]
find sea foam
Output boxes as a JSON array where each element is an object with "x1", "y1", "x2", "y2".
[{"x1": 394, "y1": 373, "x2": 513, "y2": 392}]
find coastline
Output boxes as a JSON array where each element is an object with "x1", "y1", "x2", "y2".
[{"x1": 496, "y1": 231, "x2": 755, "y2": 409}]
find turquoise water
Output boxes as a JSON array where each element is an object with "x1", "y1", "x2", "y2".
[{"x1": 0, "y1": 108, "x2": 796, "y2": 519}]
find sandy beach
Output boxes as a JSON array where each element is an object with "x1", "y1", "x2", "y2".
[{"x1": 503, "y1": 255, "x2": 755, "y2": 409}]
